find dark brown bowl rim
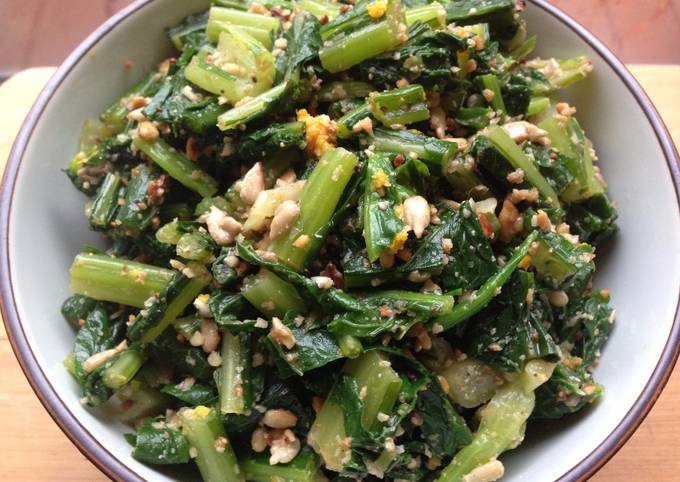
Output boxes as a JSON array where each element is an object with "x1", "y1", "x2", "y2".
[{"x1": 1, "y1": 0, "x2": 679, "y2": 481}]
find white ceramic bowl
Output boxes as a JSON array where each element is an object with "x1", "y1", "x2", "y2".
[{"x1": 1, "y1": 1, "x2": 679, "y2": 480}]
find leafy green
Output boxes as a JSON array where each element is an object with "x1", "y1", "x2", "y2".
[
  {"x1": 127, "y1": 273, "x2": 192, "y2": 342},
  {"x1": 531, "y1": 231, "x2": 595, "y2": 299},
  {"x1": 265, "y1": 313, "x2": 343, "y2": 376},
  {"x1": 525, "y1": 143, "x2": 575, "y2": 195},
  {"x1": 464, "y1": 271, "x2": 559, "y2": 372},
  {"x1": 445, "y1": 0, "x2": 516, "y2": 40},
  {"x1": 208, "y1": 291, "x2": 255, "y2": 329},
  {"x1": 534, "y1": 291, "x2": 613, "y2": 418},
  {"x1": 149, "y1": 331, "x2": 214, "y2": 382},
  {"x1": 236, "y1": 122, "x2": 306, "y2": 161},
  {"x1": 72, "y1": 302, "x2": 124, "y2": 405},
  {"x1": 359, "y1": 25, "x2": 466, "y2": 87},
  {"x1": 127, "y1": 417, "x2": 191, "y2": 465},
  {"x1": 167, "y1": 11, "x2": 209, "y2": 50},
  {"x1": 161, "y1": 382, "x2": 218, "y2": 406},
  {"x1": 454, "y1": 107, "x2": 493, "y2": 130},
  {"x1": 61, "y1": 294, "x2": 99, "y2": 329},
  {"x1": 211, "y1": 247, "x2": 243, "y2": 286},
  {"x1": 362, "y1": 153, "x2": 410, "y2": 262},
  {"x1": 343, "y1": 201, "x2": 495, "y2": 291},
  {"x1": 439, "y1": 202, "x2": 496, "y2": 291},
  {"x1": 112, "y1": 164, "x2": 161, "y2": 239},
  {"x1": 276, "y1": 12, "x2": 322, "y2": 83},
  {"x1": 414, "y1": 380, "x2": 472, "y2": 458},
  {"x1": 566, "y1": 194, "x2": 619, "y2": 246},
  {"x1": 501, "y1": 72, "x2": 531, "y2": 117},
  {"x1": 143, "y1": 67, "x2": 225, "y2": 135}
]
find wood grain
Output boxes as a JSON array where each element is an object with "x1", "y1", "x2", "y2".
[{"x1": 0, "y1": 65, "x2": 679, "y2": 481}]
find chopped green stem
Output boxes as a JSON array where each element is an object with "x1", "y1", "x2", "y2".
[
  {"x1": 345, "y1": 350, "x2": 402, "y2": 429},
  {"x1": 68, "y1": 145, "x2": 104, "y2": 178},
  {"x1": 101, "y1": 73, "x2": 159, "y2": 133},
  {"x1": 475, "y1": 74, "x2": 506, "y2": 115},
  {"x1": 212, "y1": 0, "x2": 249, "y2": 10},
  {"x1": 69, "y1": 253, "x2": 174, "y2": 308},
  {"x1": 184, "y1": 55, "x2": 239, "y2": 99},
  {"x1": 369, "y1": 84, "x2": 430, "y2": 128},
  {"x1": 208, "y1": 6, "x2": 280, "y2": 43},
  {"x1": 308, "y1": 351, "x2": 402, "y2": 470},
  {"x1": 337, "y1": 334, "x2": 363, "y2": 359},
  {"x1": 445, "y1": 0, "x2": 514, "y2": 25},
  {"x1": 298, "y1": 0, "x2": 341, "y2": 20},
  {"x1": 132, "y1": 136, "x2": 218, "y2": 197},
  {"x1": 117, "y1": 381, "x2": 170, "y2": 423},
  {"x1": 552, "y1": 56, "x2": 593, "y2": 89},
  {"x1": 102, "y1": 347, "x2": 147, "y2": 390},
  {"x1": 364, "y1": 290, "x2": 455, "y2": 315},
  {"x1": 217, "y1": 80, "x2": 289, "y2": 131},
  {"x1": 336, "y1": 103, "x2": 371, "y2": 139},
  {"x1": 320, "y1": 0, "x2": 405, "y2": 74},
  {"x1": 527, "y1": 96, "x2": 550, "y2": 117},
  {"x1": 306, "y1": 394, "x2": 347, "y2": 471},
  {"x1": 435, "y1": 231, "x2": 539, "y2": 330},
  {"x1": 219, "y1": 331, "x2": 252, "y2": 414},
  {"x1": 436, "y1": 380, "x2": 535, "y2": 482},
  {"x1": 141, "y1": 275, "x2": 211, "y2": 344},
  {"x1": 526, "y1": 56, "x2": 593, "y2": 91},
  {"x1": 405, "y1": 3, "x2": 446, "y2": 28},
  {"x1": 369, "y1": 127, "x2": 457, "y2": 170},
  {"x1": 510, "y1": 35, "x2": 536, "y2": 61},
  {"x1": 564, "y1": 118, "x2": 605, "y2": 201},
  {"x1": 539, "y1": 117, "x2": 575, "y2": 157},
  {"x1": 187, "y1": 27, "x2": 274, "y2": 103},
  {"x1": 208, "y1": 20, "x2": 273, "y2": 48},
  {"x1": 241, "y1": 270, "x2": 307, "y2": 317},
  {"x1": 173, "y1": 315, "x2": 202, "y2": 339},
  {"x1": 179, "y1": 406, "x2": 244, "y2": 482},
  {"x1": 241, "y1": 449, "x2": 321, "y2": 482},
  {"x1": 88, "y1": 172, "x2": 121, "y2": 228},
  {"x1": 539, "y1": 117, "x2": 605, "y2": 201},
  {"x1": 270, "y1": 148, "x2": 359, "y2": 271},
  {"x1": 64, "y1": 352, "x2": 77, "y2": 377},
  {"x1": 483, "y1": 126, "x2": 560, "y2": 207}
]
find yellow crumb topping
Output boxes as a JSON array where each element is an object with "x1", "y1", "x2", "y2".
[
  {"x1": 518, "y1": 254, "x2": 532, "y2": 270},
  {"x1": 367, "y1": 0, "x2": 387, "y2": 19},
  {"x1": 292, "y1": 234, "x2": 311, "y2": 248},
  {"x1": 192, "y1": 405, "x2": 211, "y2": 420},
  {"x1": 388, "y1": 229, "x2": 409, "y2": 254},
  {"x1": 297, "y1": 109, "x2": 337, "y2": 158},
  {"x1": 371, "y1": 170, "x2": 391, "y2": 191}
]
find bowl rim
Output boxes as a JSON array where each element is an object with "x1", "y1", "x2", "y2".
[{"x1": 1, "y1": 0, "x2": 679, "y2": 480}]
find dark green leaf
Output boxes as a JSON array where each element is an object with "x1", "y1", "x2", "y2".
[
  {"x1": 414, "y1": 381, "x2": 472, "y2": 458},
  {"x1": 566, "y1": 194, "x2": 618, "y2": 246},
  {"x1": 149, "y1": 330, "x2": 214, "y2": 381},
  {"x1": 129, "y1": 417, "x2": 191, "y2": 465},
  {"x1": 464, "y1": 271, "x2": 559, "y2": 372},
  {"x1": 265, "y1": 313, "x2": 343, "y2": 376},
  {"x1": 161, "y1": 382, "x2": 218, "y2": 406},
  {"x1": 237, "y1": 122, "x2": 306, "y2": 161},
  {"x1": 61, "y1": 294, "x2": 98, "y2": 329}
]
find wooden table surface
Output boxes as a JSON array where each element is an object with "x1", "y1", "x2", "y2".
[{"x1": 0, "y1": 65, "x2": 679, "y2": 481}]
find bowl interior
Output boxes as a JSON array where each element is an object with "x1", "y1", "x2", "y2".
[{"x1": 3, "y1": 1, "x2": 680, "y2": 481}]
